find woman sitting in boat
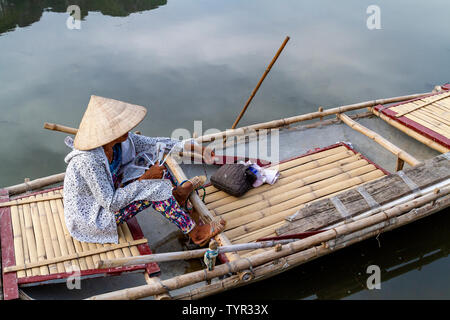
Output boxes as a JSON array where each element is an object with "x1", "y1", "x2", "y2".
[{"x1": 62, "y1": 95, "x2": 225, "y2": 247}]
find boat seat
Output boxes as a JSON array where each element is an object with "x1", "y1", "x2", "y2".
[
  {"x1": 374, "y1": 87, "x2": 450, "y2": 153},
  {"x1": 0, "y1": 186, "x2": 159, "y2": 300},
  {"x1": 199, "y1": 142, "x2": 389, "y2": 258}
]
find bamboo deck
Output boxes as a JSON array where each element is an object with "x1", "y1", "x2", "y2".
[
  {"x1": 373, "y1": 85, "x2": 450, "y2": 152},
  {"x1": 199, "y1": 143, "x2": 388, "y2": 259},
  {"x1": 0, "y1": 186, "x2": 160, "y2": 300}
]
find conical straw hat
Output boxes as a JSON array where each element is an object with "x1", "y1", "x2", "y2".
[{"x1": 74, "y1": 95, "x2": 147, "y2": 150}]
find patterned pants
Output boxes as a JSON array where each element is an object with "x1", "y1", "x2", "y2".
[
  {"x1": 115, "y1": 196, "x2": 196, "y2": 234},
  {"x1": 114, "y1": 172, "x2": 196, "y2": 234}
]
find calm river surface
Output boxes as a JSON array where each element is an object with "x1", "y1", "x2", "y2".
[{"x1": 0, "y1": 0, "x2": 449, "y2": 299}]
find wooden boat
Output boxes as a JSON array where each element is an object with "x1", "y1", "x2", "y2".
[{"x1": 1, "y1": 85, "x2": 449, "y2": 300}]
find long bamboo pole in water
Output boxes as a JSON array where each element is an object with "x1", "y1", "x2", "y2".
[
  {"x1": 231, "y1": 36, "x2": 290, "y2": 129},
  {"x1": 95, "y1": 239, "x2": 297, "y2": 269},
  {"x1": 86, "y1": 184, "x2": 450, "y2": 300}
]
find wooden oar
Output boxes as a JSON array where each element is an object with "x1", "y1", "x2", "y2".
[{"x1": 230, "y1": 36, "x2": 290, "y2": 130}]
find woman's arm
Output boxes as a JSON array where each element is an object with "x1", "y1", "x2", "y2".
[{"x1": 75, "y1": 155, "x2": 173, "y2": 213}]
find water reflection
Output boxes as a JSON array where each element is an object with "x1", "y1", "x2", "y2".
[
  {"x1": 0, "y1": 0, "x2": 167, "y2": 35},
  {"x1": 0, "y1": 0, "x2": 449, "y2": 299},
  {"x1": 208, "y1": 210, "x2": 450, "y2": 300}
]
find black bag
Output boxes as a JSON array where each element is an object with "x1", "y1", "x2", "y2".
[{"x1": 210, "y1": 164, "x2": 257, "y2": 197}]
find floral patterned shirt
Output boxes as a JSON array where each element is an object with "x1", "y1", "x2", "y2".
[{"x1": 63, "y1": 132, "x2": 184, "y2": 244}]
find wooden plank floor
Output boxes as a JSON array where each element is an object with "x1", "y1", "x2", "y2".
[
  {"x1": 1, "y1": 186, "x2": 159, "y2": 301},
  {"x1": 200, "y1": 144, "x2": 387, "y2": 258},
  {"x1": 373, "y1": 90, "x2": 450, "y2": 152},
  {"x1": 389, "y1": 93, "x2": 450, "y2": 139},
  {"x1": 7, "y1": 188, "x2": 144, "y2": 278}
]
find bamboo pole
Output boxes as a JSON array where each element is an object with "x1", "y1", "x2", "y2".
[
  {"x1": 117, "y1": 227, "x2": 132, "y2": 258},
  {"x1": 0, "y1": 193, "x2": 63, "y2": 208},
  {"x1": 370, "y1": 107, "x2": 450, "y2": 153},
  {"x1": 164, "y1": 156, "x2": 241, "y2": 259},
  {"x1": 3, "y1": 239, "x2": 148, "y2": 273},
  {"x1": 43, "y1": 122, "x2": 78, "y2": 135},
  {"x1": 195, "y1": 92, "x2": 431, "y2": 144},
  {"x1": 95, "y1": 239, "x2": 296, "y2": 269},
  {"x1": 231, "y1": 36, "x2": 290, "y2": 129},
  {"x1": 5, "y1": 173, "x2": 65, "y2": 196},
  {"x1": 86, "y1": 184, "x2": 450, "y2": 300},
  {"x1": 338, "y1": 113, "x2": 421, "y2": 167}
]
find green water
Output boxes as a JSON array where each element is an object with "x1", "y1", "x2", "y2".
[{"x1": 0, "y1": 0, "x2": 448, "y2": 299}]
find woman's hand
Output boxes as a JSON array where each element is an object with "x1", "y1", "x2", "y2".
[
  {"x1": 138, "y1": 161, "x2": 165, "y2": 180},
  {"x1": 202, "y1": 146, "x2": 216, "y2": 164}
]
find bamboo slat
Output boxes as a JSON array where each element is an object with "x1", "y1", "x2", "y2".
[
  {"x1": 405, "y1": 108, "x2": 450, "y2": 131},
  {"x1": 390, "y1": 102, "x2": 450, "y2": 135},
  {"x1": 35, "y1": 194, "x2": 58, "y2": 274},
  {"x1": 48, "y1": 192, "x2": 79, "y2": 271},
  {"x1": 10, "y1": 205, "x2": 26, "y2": 278},
  {"x1": 404, "y1": 113, "x2": 449, "y2": 137},
  {"x1": 121, "y1": 223, "x2": 141, "y2": 257},
  {"x1": 17, "y1": 205, "x2": 32, "y2": 277},
  {"x1": 117, "y1": 226, "x2": 131, "y2": 257},
  {"x1": 231, "y1": 222, "x2": 285, "y2": 244},
  {"x1": 22, "y1": 203, "x2": 40, "y2": 276},
  {"x1": 29, "y1": 196, "x2": 49, "y2": 275},
  {"x1": 42, "y1": 198, "x2": 67, "y2": 273},
  {"x1": 71, "y1": 237, "x2": 89, "y2": 271}
]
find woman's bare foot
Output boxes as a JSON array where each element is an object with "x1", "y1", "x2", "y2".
[
  {"x1": 188, "y1": 218, "x2": 226, "y2": 247},
  {"x1": 172, "y1": 181, "x2": 193, "y2": 207},
  {"x1": 172, "y1": 176, "x2": 207, "y2": 207}
]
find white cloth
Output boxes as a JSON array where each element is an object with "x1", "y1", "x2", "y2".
[{"x1": 63, "y1": 132, "x2": 184, "y2": 244}]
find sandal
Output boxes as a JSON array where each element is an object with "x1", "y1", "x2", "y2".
[{"x1": 195, "y1": 217, "x2": 226, "y2": 247}]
